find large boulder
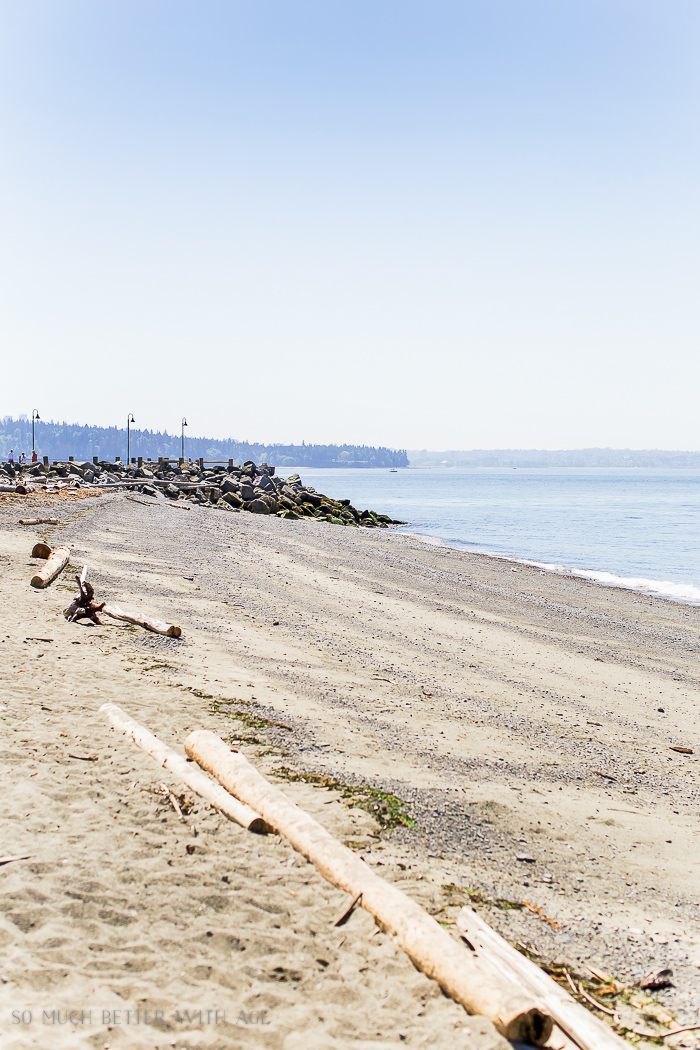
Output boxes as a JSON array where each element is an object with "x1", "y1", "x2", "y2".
[
  {"x1": 165, "y1": 483, "x2": 180, "y2": 499},
  {"x1": 256, "y1": 475, "x2": 275, "y2": 493},
  {"x1": 221, "y1": 477, "x2": 239, "y2": 495},
  {"x1": 223, "y1": 491, "x2": 243, "y2": 508},
  {"x1": 240, "y1": 483, "x2": 255, "y2": 502},
  {"x1": 248, "y1": 498, "x2": 270, "y2": 514}
]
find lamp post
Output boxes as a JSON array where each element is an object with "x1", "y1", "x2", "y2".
[
  {"x1": 181, "y1": 417, "x2": 188, "y2": 461},
  {"x1": 127, "y1": 413, "x2": 135, "y2": 463},
  {"x1": 31, "y1": 409, "x2": 40, "y2": 453}
]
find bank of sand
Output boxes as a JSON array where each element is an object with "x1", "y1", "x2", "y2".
[{"x1": 1, "y1": 491, "x2": 699, "y2": 1049}]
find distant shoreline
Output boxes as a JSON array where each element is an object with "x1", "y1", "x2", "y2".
[{"x1": 408, "y1": 449, "x2": 700, "y2": 468}]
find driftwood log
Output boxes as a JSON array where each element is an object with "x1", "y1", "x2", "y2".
[
  {"x1": 30, "y1": 546, "x2": 70, "y2": 588},
  {"x1": 101, "y1": 603, "x2": 181, "y2": 638},
  {"x1": 31, "y1": 542, "x2": 52, "y2": 559},
  {"x1": 61, "y1": 567, "x2": 181, "y2": 636},
  {"x1": 64, "y1": 567, "x2": 105, "y2": 624},
  {"x1": 184, "y1": 729, "x2": 552, "y2": 1045},
  {"x1": 457, "y1": 908, "x2": 629, "y2": 1050},
  {"x1": 20, "y1": 518, "x2": 60, "y2": 525},
  {"x1": 100, "y1": 704, "x2": 269, "y2": 833}
]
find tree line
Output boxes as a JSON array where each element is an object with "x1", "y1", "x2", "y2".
[{"x1": 0, "y1": 418, "x2": 408, "y2": 469}]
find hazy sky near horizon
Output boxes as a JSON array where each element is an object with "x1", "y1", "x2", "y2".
[{"x1": 1, "y1": 1, "x2": 698, "y2": 450}]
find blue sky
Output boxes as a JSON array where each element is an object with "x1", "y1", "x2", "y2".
[{"x1": 1, "y1": 1, "x2": 698, "y2": 449}]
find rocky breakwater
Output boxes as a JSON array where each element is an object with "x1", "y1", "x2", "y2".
[
  {"x1": 141, "y1": 459, "x2": 405, "y2": 528},
  {"x1": 0, "y1": 459, "x2": 101, "y2": 493},
  {"x1": 0, "y1": 458, "x2": 404, "y2": 528}
]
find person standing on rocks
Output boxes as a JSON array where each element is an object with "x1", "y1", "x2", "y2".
[
  {"x1": 31, "y1": 450, "x2": 38, "y2": 463},
  {"x1": 8, "y1": 449, "x2": 14, "y2": 467}
]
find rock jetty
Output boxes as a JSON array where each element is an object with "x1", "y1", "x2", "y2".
[{"x1": 0, "y1": 459, "x2": 405, "y2": 528}]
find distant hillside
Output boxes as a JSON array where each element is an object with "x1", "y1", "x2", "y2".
[
  {"x1": 408, "y1": 448, "x2": 700, "y2": 468},
  {"x1": 0, "y1": 417, "x2": 407, "y2": 469}
]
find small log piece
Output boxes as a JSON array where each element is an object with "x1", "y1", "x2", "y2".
[
  {"x1": 31, "y1": 542, "x2": 52, "y2": 559},
  {"x1": 20, "y1": 518, "x2": 61, "y2": 525},
  {"x1": 100, "y1": 703, "x2": 269, "y2": 833},
  {"x1": 101, "y1": 603, "x2": 181, "y2": 638},
  {"x1": 185, "y1": 730, "x2": 552, "y2": 1046},
  {"x1": 0, "y1": 854, "x2": 32, "y2": 867},
  {"x1": 30, "y1": 546, "x2": 70, "y2": 588}
]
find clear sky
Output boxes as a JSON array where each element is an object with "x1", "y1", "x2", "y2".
[{"x1": 1, "y1": 1, "x2": 698, "y2": 450}]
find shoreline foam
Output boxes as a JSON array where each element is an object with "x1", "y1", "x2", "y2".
[{"x1": 396, "y1": 528, "x2": 700, "y2": 605}]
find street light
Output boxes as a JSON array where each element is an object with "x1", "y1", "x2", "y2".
[
  {"x1": 31, "y1": 410, "x2": 40, "y2": 454},
  {"x1": 127, "y1": 413, "x2": 135, "y2": 463},
  {"x1": 181, "y1": 417, "x2": 188, "y2": 460}
]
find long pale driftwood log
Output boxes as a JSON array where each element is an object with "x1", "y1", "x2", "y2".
[
  {"x1": 19, "y1": 517, "x2": 61, "y2": 525},
  {"x1": 101, "y1": 603, "x2": 181, "y2": 638},
  {"x1": 30, "y1": 546, "x2": 70, "y2": 588},
  {"x1": 457, "y1": 908, "x2": 629, "y2": 1050},
  {"x1": 100, "y1": 704, "x2": 270, "y2": 834},
  {"x1": 185, "y1": 730, "x2": 552, "y2": 1045}
]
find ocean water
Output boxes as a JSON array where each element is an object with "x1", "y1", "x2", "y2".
[{"x1": 293, "y1": 466, "x2": 700, "y2": 604}]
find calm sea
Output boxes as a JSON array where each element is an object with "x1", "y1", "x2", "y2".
[{"x1": 293, "y1": 467, "x2": 700, "y2": 604}]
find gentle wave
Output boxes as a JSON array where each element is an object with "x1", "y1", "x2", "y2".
[
  {"x1": 521, "y1": 560, "x2": 700, "y2": 604},
  {"x1": 396, "y1": 531, "x2": 700, "y2": 605}
]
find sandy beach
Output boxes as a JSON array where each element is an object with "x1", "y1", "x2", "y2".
[{"x1": 1, "y1": 490, "x2": 699, "y2": 1049}]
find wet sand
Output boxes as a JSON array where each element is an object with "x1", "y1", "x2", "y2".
[{"x1": 1, "y1": 491, "x2": 699, "y2": 1047}]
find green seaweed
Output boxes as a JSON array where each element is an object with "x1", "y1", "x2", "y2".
[
  {"x1": 226, "y1": 734, "x2": 268, "y2": 747},
  {"x1": 272, "y1": 767, "x2": 415, "y2": 830},
  {"x1": 441, "y1": 884, "x2": 524, "y2": 911}
]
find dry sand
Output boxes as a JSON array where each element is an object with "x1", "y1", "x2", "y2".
[{"x1": 1, "y1": 490, "x2": 699, "y2": 1049}]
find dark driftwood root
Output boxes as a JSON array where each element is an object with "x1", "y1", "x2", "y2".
[{"x1": 65, "y1": 576, "x2": 105, "y2": 624}]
